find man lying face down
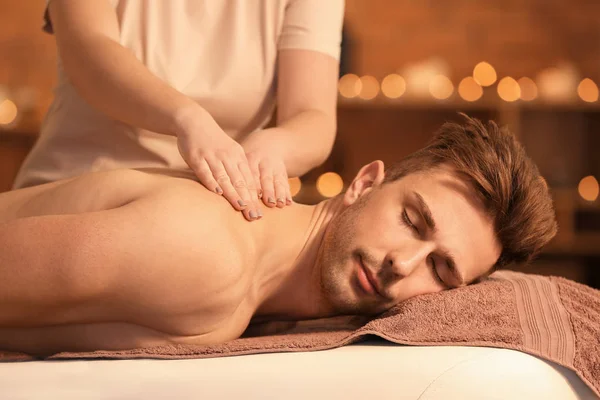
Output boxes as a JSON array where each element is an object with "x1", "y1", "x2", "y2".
[{"x1": 0, "y1": 115, "x2": 557, "y2": 356}]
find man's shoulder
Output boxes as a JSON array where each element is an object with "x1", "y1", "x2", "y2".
[
  {"x1": 132, "y1": 168, "x2": 259, "y2": 255},
  {"x1": 137, "y1": 168, "x2": 237, "y2": 218},
  {"x1": 92, "y1": 171, "x2": 257, "y2": 332}
]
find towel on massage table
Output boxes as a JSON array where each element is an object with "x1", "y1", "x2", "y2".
[{"x1": 1, "y1": 271, "x2": 599, "y2": 397}]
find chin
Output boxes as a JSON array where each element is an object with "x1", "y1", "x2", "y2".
[
  {"x1": 320, "y1": 266, "x2": 358, "y2": 313},
  {"x1": 326, "y1": 277, "x2": 384, "y2": 316}
]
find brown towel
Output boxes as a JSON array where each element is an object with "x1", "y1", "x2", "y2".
[{"x1": 1, "y1": 271, "x2": 599, "y2": 397}]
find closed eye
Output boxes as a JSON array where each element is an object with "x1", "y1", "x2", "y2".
[
  {"x1": 403, "y1": 210, "x2": 449, "y2": 289},
  {"x1": 402, "y1": 210, "x2": 419, "y2": 235},
  {"x1": 429, "y1": 256, "x2": 447, "y2": 288}
]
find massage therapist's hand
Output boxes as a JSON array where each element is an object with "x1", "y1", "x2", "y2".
[
  {"x1": 242, "y1": 129, "x2": 293, "y2": 208},
  {"x1": 175, "y1": 107, "x2": 262, "y2": 221}
]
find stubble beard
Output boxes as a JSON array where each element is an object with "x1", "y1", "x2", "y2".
[{"x1": 318, "y1": 197, "x2": 371, "y2": 315}]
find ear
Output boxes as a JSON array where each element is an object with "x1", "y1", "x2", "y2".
[{"x1": 343, "y1": 160, "x2": 385, "y2": 206}]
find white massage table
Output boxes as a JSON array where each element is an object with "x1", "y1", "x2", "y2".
[{"x1": 0, "y1": 339, "x2": 596, "y2": 399}]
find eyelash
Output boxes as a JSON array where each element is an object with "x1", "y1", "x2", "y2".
[
  {"x1": 402, "y1": 210, "x2": 418, "y2": 234},
  {"x1": 429, "y1": 256, "x2": 445, "y2": 286},
  {"x1": 401, "y1": 210, "x2": 445, "y2": 287}
]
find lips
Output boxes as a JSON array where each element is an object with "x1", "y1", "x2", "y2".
[{"x1": 356, "y1": 255, "x2": 385, "y2": 299}]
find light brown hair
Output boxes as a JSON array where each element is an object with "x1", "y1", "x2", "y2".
[{"x1": 383, "y1": 114, "x2": 557, "y2": 268}]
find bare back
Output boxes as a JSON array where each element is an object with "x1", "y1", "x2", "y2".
[
  {"x1": 0, "y1": 168, "x2": 197, "y2": 221},
  {"x1": 0, "y1": 169, "x2": 260, "y2": 356}
]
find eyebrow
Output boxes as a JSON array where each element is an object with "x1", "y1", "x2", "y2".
[{"x1": 413, "y1": 191, "x2": 466, "y2": 287}]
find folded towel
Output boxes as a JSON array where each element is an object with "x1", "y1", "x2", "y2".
[{"x1": 1, "y1": 271, "x2": 598, "y2": 397}]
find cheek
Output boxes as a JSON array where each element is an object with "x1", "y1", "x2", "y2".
[
  {"x1": 355, "y1": 208, "x2": 402, "y2": 243},
  {"x1": 321, "y1": 213, "x2": 358, "y2": 268},
  {"x1": 332, "y1": 217, "x2": 357, "y2": 253},
  {"x1": 330, "y1": 198, "x2": 405, "y2": 259}
]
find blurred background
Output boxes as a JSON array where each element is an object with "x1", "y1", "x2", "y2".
[{"x1": 1, "y1": 1, "x2": 599, "y2": 287}]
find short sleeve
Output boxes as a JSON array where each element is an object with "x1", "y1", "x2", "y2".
[{"x1": 278, "y1": 0, "x2": 344, "y2": 61}]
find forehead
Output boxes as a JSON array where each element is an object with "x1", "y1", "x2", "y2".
[{"x1": 380, "y1": 168, "x2": 501, "y2": 283}]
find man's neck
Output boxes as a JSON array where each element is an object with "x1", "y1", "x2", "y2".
[{"x1": 251, "y1": 197, "x2": 344, "y2": 321}]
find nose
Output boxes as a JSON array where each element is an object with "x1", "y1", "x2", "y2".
[{"x1": 384, "y1": 239, "x2": 434, "y2": 280}]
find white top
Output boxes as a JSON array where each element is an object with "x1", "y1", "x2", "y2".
[{"x1": 14, "y1": 0, "x2": 344, "y2": 188}]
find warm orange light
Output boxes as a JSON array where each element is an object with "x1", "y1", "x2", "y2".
[
  {"x1": 518, "y1": 77, "x2": 538, "y2": 101},
  {"x1": 473, "y1": 62, "x2": 497, "y2": 87},
  {"x1": 316, "y1": 172, "x2": 344, "y2": 198},
  {"x1": 14, "y1": 87, "x2": 38, "y2": 111},
  {"x1": 338, "y1": 74, "x2": 362, "y2": 98},
  {"x1": 429, "y1": 75, "x2": 454, "y2": 100},
  {"x1": 577, "y1": 78, "x2": 599, "y2": 103},
  {"x1": 497, "y1": 77, "x2": 521, "y2": 102},
  {"x1": 381, "y1": 74, "x2": 406, "y2": 99},
  {"x1": 288, "y1": 177, "x2": 302, "y2": 197},
  {"x1": 358, "y1": 76, "x2": 380, "y2": 100},
  {"x1": 458, "y1": 77, "x2": 483, "y2": 102},
  {"x1": 0, "y1": 99, "x2": 18, "y2": 125},
  {"x1": 578, "y1": 176, "x2": 599, "y2": 201},
  {"x1": 536, "y1": 67, "x2": 577, "y2": 101}
]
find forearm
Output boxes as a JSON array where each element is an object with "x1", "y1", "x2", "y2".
[
  {"x1": 57, "y1": 34, "x2": 200, "y2": 136},
  {"x1": 259, "y1": 109, "x2": 336, "y2": 177}
]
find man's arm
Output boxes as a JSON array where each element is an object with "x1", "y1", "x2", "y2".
[
  {"x1": 0, "y1": 210, "x2": 124, "y2": 327},
  {"x1": 0, "y1": 185, "x2": 247, "y2": 333}
]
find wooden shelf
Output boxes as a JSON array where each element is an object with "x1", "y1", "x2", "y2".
[
  {"x1": 0, "y1": 110, "x2": 41, "y2": 138},
  {"x1": 337, "y1": 96, "x2": 600, "y2": 112},
  {"x1": 544, "y1": 234, "x2": 600, "y2": 257}
]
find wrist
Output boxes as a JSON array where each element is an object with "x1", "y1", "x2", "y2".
[
  {"x1": 172, "y1": 102, "x2": 211, "y2": 138},
  {"x1": 265, "y1": 128, "x2": 291, "y2": 162},
  {"x1": 244, "y1": 128, "x2": 286, "y2": 155}
]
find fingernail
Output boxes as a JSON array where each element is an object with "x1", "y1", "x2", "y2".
[
  {"x1": 257, "y1": 209, "x2": 263, "y2": 218},
  {"x1": 215, "y1": 187, "x2": 223, "y2": 195},
  {"x1": 268, "y1": 197, "x2": 276, "y2": 204},
  {"x1": 277, "y1": 198, "x2": 285, "y2": 204},
  {"x1": 286, "y1": 198, "x2": 293, "y2": 205},
  {"x1": 249, "y1": 210, "x2": 257, "y2": 219},
  {"x1": 237, "y1": 200, "x2": 247, "y2": 208}
]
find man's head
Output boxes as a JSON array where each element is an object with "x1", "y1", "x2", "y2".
[{"x1": 318, "y1": 114, "x2": 557, "y2": 316}]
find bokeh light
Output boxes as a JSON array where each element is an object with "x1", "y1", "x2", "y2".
[
  {"x1": 473, "y1": 62, "x2": 497, "y2": 87},
  {"x1": 578, "y1": 176, "x2": 599, "y2": 202},
  {"x1": 288, "y1": 177, "x2": 302, "y2": 197},
  {"x1": 429, "y1": 75, "x2": 454, "y2": 100},
  {"x1": 497, "y1": 77, "x2": 521, "y2": 102},
  {"x1": 458, "y1": 77, "x2": 483, "y2": 102},
  {"x1": 316, "y1": 172, "x2": 344, "y2": 198},
  {"x1": 381, "y1": 74, "x2": 406, "y2": 99},
  {"x1": 0, "y1": 99, "x2": 18, "y2": 125},
  {"x1": 338, "y1": 74, "x2": 362, "y2": 98},
  {"x1": 577, "y1": 78, "x2": 599, "y2": 103},
  {"x1": 536, "y1": 66, "x2": 578, "y2": 101},
  {"x1": 518, "y1": 77, "x2": 538, "y2": 101},
  {"x1": 358, "y1": 76, "x2": 380, "y2": 100}
]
